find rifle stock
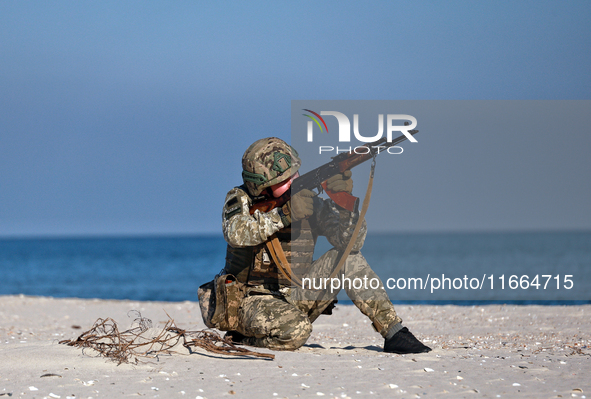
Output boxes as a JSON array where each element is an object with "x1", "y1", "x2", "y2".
[{"x1": 249, "y1": 192, "x2": 290, "y2": 215}]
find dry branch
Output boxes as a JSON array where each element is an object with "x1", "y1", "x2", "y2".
[{"x1": 59, "y1": 311, "x2": 274, "y2": 364}]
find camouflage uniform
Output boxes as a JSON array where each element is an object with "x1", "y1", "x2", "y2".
[{"x1": 221, "y1": 184, "x2": 402, "y2": 350}]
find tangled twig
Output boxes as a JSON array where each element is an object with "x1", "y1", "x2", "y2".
[{"x1": 59, "y1": 311, "x2": 274, "y2": 364}]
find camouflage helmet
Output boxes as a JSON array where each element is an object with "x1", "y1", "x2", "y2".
[{"x1": 242, "y1": 137, "x2": 301, "y2": 196}]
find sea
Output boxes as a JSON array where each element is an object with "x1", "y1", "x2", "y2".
[{"x1": 1, "y1": 232, "x2": 590, "y2": 304}]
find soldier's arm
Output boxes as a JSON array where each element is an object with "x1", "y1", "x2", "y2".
[
  {"x1": 222, "y1": 187, "x2": 287, "y2": 247},
  {"x1": 312, "y1": 197, "x2": 367, "y2": 252}
]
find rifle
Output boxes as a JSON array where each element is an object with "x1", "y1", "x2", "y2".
[{"x1": 249, "y1": 129, "x2": 418, "y2": 215}]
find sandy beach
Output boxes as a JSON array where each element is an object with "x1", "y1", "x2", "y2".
[{"x1": 0, "y1": 295, "x2": 589, "y2": 398}]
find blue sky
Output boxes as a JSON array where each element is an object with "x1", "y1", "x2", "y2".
[{"x1": 1, "y1": 1, "x2": 590, "y2": 237}]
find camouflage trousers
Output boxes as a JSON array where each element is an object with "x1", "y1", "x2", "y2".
[{"x1": 235, "y1": 249, "x2": 402, "y2": 350}]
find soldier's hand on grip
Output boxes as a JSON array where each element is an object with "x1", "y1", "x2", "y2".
[
  {"x1": 290, "y1": 189, "x2": 315, "y2": 221},
  {"x1": 326, "y1": 170, "x2": 353, "y2": 194}
]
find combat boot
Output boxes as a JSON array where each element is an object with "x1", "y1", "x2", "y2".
[
  {"x1": 383, "y1": 327, "x2": 432, "y2": 354},
  {"x1": 224, "y1": 331, "x2": 246, "y2": 345}
]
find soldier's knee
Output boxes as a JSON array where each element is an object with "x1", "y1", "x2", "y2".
[{"x1": 274, "y1": 315, "x2": 312, "y2": 350}]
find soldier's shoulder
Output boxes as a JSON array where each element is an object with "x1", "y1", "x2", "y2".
[
  {"x1": 223, "y1": 185, "x2": 251, "y2": 220},
  {"x1": 225, "y1": 185, "x2": 252, "y2": 204}
]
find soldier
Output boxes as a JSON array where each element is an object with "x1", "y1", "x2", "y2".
[{"x1": 214, "y1": 137, "x2": 431, "y2": 354}]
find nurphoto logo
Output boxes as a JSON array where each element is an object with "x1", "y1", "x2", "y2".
[{"x1": 302, "y1": 109, "x2": 418, "y2": 154}]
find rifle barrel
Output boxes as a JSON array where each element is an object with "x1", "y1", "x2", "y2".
[{"x1": 290, "y1": 130, "x2": 418, "y2": 195}]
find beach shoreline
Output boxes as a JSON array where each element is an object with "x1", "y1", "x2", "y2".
[{"x1": 1, "y1": 295, "x2": 589, "y2": 398}]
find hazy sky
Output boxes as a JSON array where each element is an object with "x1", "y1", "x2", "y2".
[{"x1": 1, "y1": 1, "x2": 590, "y2": 237}]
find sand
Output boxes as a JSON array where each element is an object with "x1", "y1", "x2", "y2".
[{"x1": 0, "y1": 295, "x2": 589, "y2": 398}]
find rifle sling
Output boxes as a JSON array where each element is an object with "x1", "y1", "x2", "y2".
[
  {"x1": 265, "y1": 237, "x2": 303, "y2": 288},
  {"x1": 327, "y1": 159, "x2": 376, "y2": 281}
]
